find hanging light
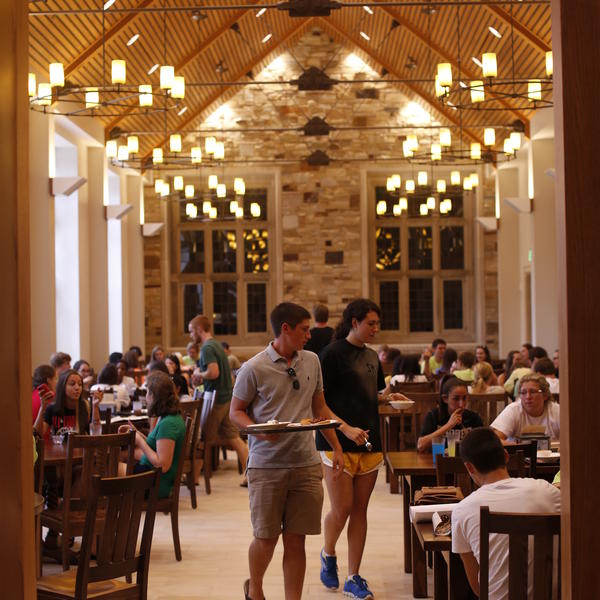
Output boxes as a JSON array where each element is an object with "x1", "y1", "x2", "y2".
[
  {"x1": 127, "y1": 135, "x2": 138, "y2": 154},
  {"x1": 431, "y1": 143, "x2": 442, "y2": 161},
  {"x1": 463, "y1": 176, "x2": 473, "y2": 190},
  {"x1": 185, "y1": 203, "x2": 198, "y2": 219},
  {"x1": 214, "y1": 141, "x2": 225, "y2": 160},
  {"x1": 234, "y1": 177, "x2": 246, "y2": 195},
  {"x1": 376, "y1": 200, "x2": 387, "y2": 215},
  {"x1": 28, "y1": 73, "x2": 36, "y2": 97},
  {"x1": 139, "y1": 84, "x2": 153, "y2": 107},
  {"x1": 437, "y1": 63, "x2": 452, "y2": 87},
  {"x1": 160, "y1": 182, "x2": 170, "y2": 197},
  {"x1": 386, "y1": 177, "x2": 395, "y2": 192},
  {"x1": 406, "y1": 134, "x2": 419, "y2": 151},
  {"x1": 171, "y1": 76, "x2": 185, "y2": 99},
  {"x1": 402, "y1": 140, "x2": 414, "y2": 157},
  {"x1": 185, "y1": 184, "x2": 195, "y2": 199},
  {"x1": 208, "y1": 174, "x2": 218, "y2": 189},
  {"x1": 191, "y1": 146, "x2": 202, "y2": 163},
  {"x1": 509, "y1": 131, "x2": 521, "y2": 150},
  {"x1": 152, "y1": 148, "x2": 163, "y2": 163},
  {"x1": 434, "y1": 75, "x2": 446, "y2": 98},
  {"x1": 49, "y1": 63, "x2": 64, "y2": 87},
  {"x1": 482, "y1": 53, "x2": 497, "y2": 78},
  {"x1": 391, "y1": 174, "x2": 401, "y2": 189},
  {"x1": 399, "y1": 197, "x2": 408, "y2": 211},
  {"x1": 426, "y1": 196, "x2": 436, "y2": 210},
  {"x1": 439, "y1": 128, "x2": 451, "y2": 147},
  {"x1": 419, "y1": 204, "x2": 428, "y2": 216},
  {"x1": 202, "y1": 201, "x2": 212, "y2": 214},
  {"x1": 546, "y1": 51, "x2": 553, "y2": 77},
  {"x1": 174, "y1": 175, "x2": 184, "y2": 191},
  {"x1": 230, "y1": 199, "x2": 239, "y2": 213},
  {"x1": 528, "y1": 80, "x2": 542, "y2": 101},
  {"x1": 111, "y1": 60, "x2": 126, "y2": 84},
  {"x1": 250, "y1": 202, "x2": 261, "y2": 218},
  {"x1": 209, "y1": 206, "x2": 218, "y2": 219},
  {"x1": 470, "y1": 81, "x2": 485, "y2": 103},
  {"x1": 470, "y1": 142, "x2": 482, "y2": 160},
  {"x1": 405, "y1": 179, "x2": 415, "y2": 193},
  {"x1": 105, "y1": 139, "x2": 118, "y2": 158},
  {"x1": 503, "y1": 137, "x2": 515, "y2": 155},
  {"x1": 160, "y1": 65, "x2": 174, "y2": 89},
  {"x1": 235, "y1": 206, "x2": 244, "y2": 218},
  {"x1": 393, "y1": 204, "x2": 402, "y2": 216},
  {"x1": 484, "y1": 128, "x2": 496, "y2": 146},
  {"x1": 37, "y1": 83, "x2": 52, "y2": 106},
  {"x1": 437, "y1": 179, "x2": 447, "y2": 193},
  {"x1": 470, "y1": 173, "x2": 479, "y2": 187},
  {"x1": 85, "y1": 88, "x2": 100, "y2": 108},
  {"x1": 440, "y1": 198, "x2": 452, "y2": 214},
  {"x1": 154, "y1": 178, "x2": 164, "y2": 194},
  {"x1": 169, "y1": 134, "x2": 182, "y2": 153},
  {"x1": 205, "y1": 137, "x2": 216, "y2": 155},
  {"x1": 450, "y1": 170, "x2": 461, "y2": 186},
  {"x1": 216, "y1": 183, "x2": 227, "y2": 198},
  {"x1": 417, "y1": 171, "x2": 428, "y2": 186}
]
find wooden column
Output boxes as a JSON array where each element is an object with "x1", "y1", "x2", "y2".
[
  {"x1": 552, "y1": 0, "x2": 600, "y2": 596},
  {"x1": 0, "y1": 0, "x2": 35, "y2": 596}
]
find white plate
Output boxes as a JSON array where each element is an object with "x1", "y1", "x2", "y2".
[
  {"x1": 537, "y1": 450, "x2": 560, "y2": 461},
  {"x1": 390, "y1": 400, "x2": 415, "y2": 410},
  {"x1": 246, "y1": 421, "x2": 291, "y2": 431},
  {"x1": 286, "y1": 419, "x2": 339, "y2": 428}
]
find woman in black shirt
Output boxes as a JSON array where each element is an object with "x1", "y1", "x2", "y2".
[{"x1": 417, "y1": 376, "x2": 483, "y2": 452}]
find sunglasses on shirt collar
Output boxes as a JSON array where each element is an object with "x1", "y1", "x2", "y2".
[{"x1": 287, "y1": 367, "x2": 300, "y2": 390}]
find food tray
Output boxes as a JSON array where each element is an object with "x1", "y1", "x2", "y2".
[{"x1": 242, "y1": 420, "x2": 341, "y2": 435}]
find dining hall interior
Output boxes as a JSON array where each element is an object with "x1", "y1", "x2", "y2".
[{"x1": 2, "y1": 0, "x2": 599, "y2": 597}]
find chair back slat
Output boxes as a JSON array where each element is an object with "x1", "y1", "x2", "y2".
[
  {"x1": 468, "y1": 393, "x2": 509, "y2": 426},
  {"x1": 169, "y1": 416, "x2": 192, "y2": 499},
  {"x1": 533, "y1": 534, "x2": 555, "y2": 600},
  {"x1": 435, "y1": 455, "x2": 474, "y2": 496},
  {"x1": 508, "y1": 533, "x2": 529, "y2": 600},
  {"x1": 505, "y1": 441, "x2": 537, "y2": 478},
  {"x1": 199, "y1": 391, "x2": 216, "y2": 440},
  {"x1": 180, "y1": 399, "x2": 202, "y2": 462}
]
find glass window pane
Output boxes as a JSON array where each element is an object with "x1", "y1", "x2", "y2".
[
  {"x1": 443, "y1": 280, "x2": 463, "y2": 329},
  {"x1": 440, "y1": 226, "x2": 464, "y2": 269},
  {"x1": 212, "y1": 230, "x2": 237, "y2": 273},
  {"x1": 244, "y1": 229, "x2": 269, "y2": 273},
  {"x1": 244, "y1": 189, "x2": 268, "y2": 221},
  {"x1": 379, "y1": 281, "x2": 399, "y2": 330},
  {"x1": 247, "y1": 283, "x2": 267, "y2": 332},
  {"x1": 183, "y1": 284, "x2": 203, "y2": 334},
  {"x1": 213, "y1": 281, "x2": 237, "y2": 335},
  {"x1": 409, "y1": 227, "x2": 433, "y2": 270},
  {"x1": 375, "y1": 227, "x2": 401, "y2": 271},
  {"x1": 409, "y1": 278, "x2": 433, "y2": 332},
  {"x1": 180, "y1": 231, "x2": 204, "y2": 274}
]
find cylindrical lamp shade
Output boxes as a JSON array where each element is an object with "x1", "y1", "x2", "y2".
[
  {"x1": 405, "y1": 179, "x2": 415, "y2": 193},
  {"x1": 482, "y1": 53, "x2": 497, "y2": 78},
  {"x1": 208, "y1": 175, "x2": 218, "y2": 189},
  {"x1": 185, "y1": 203, "x2": 198, "y2": 219},
  {"x1": 230, "y1": 200, "x2": 239, "y2": 214},
  {"x1": 139, "y1": 85, "x2": 153, "y2": 107},
  {"x1": 111, "y1": 60, "x2": 126, "y2": 84},
  {"x1": 236, "y1": 206, "x2": 244, "y2": 218},
  {"x1": 174, "y1": 176, "x2": 184, "y2": 191},
  {"x1": 393, "y1": 204, "x2": 402, "y2": 216},
  {"x1": 450, "y1": 170, "x2": 461, "y2": 186},
  {"x1": 202, "y1": 201, "x2": 212, "y2": 214},
  {"x1": 546, "y1": 51, "x2": 553, "y2": 77},
  {"x1": 160, "y1": 183, "x2": 170, "y2": 197},
  {"x1": 431, "y1": 143, "x2": 442, "y2": 160},
  {"x1": 171, "y1": 76, "x2": 185, "y2": 99},
  {"x1": 391, "y1": 174, "x2": 401, "y2": 189},
  {"x1": 127, "y1": 135, "x2": 138, "y2": 154},
  {"x1": 403, "y1": 140, "x2": 414, "y2": 157},
  {"x1": 191, "y1": 146, "x2": 202, "y2": 163},
  {"x1": 28, "y1": 73, "x2": 36, "y2": 97},
  {"x1": 85, "y1": 88, "x2": 100, "y2": 108},
  {"x1": 250, "y1": 202, "x2": 261, "y2": 217},
  {"x1": 470, "y1": 173, "x2": 479, "y2": 187},
  {"x1": 160, "y1": 65, "x2": 174, "y2": 89},
  {"x1": 509, "y1": 132, "x2": 521, "y2": 150},
  {"x1": 205, "y1": 137, "x2": 216, "y2": 154},
  {"x1": 117, "y1": 145, "x2": 129, "y2": 161},
  {"x1": 170, "y1": 134, "x2": 182, "y2": 153},
  {"x1": 105, "y1": 140, "x2": 118, "y2": 158},
  {"x1": 49, "y1": 62, "x2": 64, "y2": 87},
  {"x1": 185, "y1": 185, "x2": 195, "y2": 199},
  {"x1": 214, "y1": 141, "x2": 225, "y2": 160},
  {"x1": 528, "y1": 80, "x2": 542, "y2": 101},
  {"x1": 470, "y1": 143, "x2": 482, "y2": 160},
  {"x1": 503, "y1": 138, "x2": 515, "y2": 155},
  {"x1": 209, "y1": 206, "x2": 218, "y2": 219},
  {"x1": 234, "y1": 177, "x2": 246, "y2": 195},
  {"x1": 152, "y1": 148, "x2": 163, "y2": 164},
  {"x1": 439, "y1": 128, "x2": 451, "y2": 147},
  {"x1": 154, "y1": 179, "x2": 164, "y2": 194},
  {"x1": 437, "y1": 179, "x2": 446, "y2": 193},
  {"x1": 376, "y1": 200, "x2": 387, "y2": 215},
  {"x1": 406, "y1": 134, "x2": 419, "y2": 151},
  {"x1": 417, "y1": 171, "x2": 428, "y2": 186},
  {"x1": 37, "y1": 83, "x2": 52, "y2": 106},
  {"x1": 426, "y1": 196, "x2": 436, "y2": 210},
  {"x1": 399, "y1": 197, "x2": 408, "y2": 211},
  {"x1": 434, "y1": 75, "x2": 446, "y2": 98},
  {"x1": 470, "y1": 81, "x2": 485, "y2": 103},
  {"x1": 386, "y1": 177, "x2": 395, "y2": 192},
  {"x1": 419, "y1": 204, "x2": 428, "y2": 216},
  {"x1": 484, "y1": 128, "x2": 496, "y2": 146},
  {"x1": 216, "y1": 183, "x2": 226, "y2": 198},
  {"x1": 463, "y1": 177, "x2": 473, "y2": 190},
  {"x1": 437, "y1": 63, "x2": 452, "y2": 87}
]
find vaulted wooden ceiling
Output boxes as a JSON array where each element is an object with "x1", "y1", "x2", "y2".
[{"x1": 28, "y1": 0, "x2": 552, "y2": 162}]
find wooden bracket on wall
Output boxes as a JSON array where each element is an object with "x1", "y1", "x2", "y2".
[
  {"x1": 104, "y1": 204, "x2": 133, "y2": 220},
  {"x1": 475, "y1": 216, "x2": 498, "y2": 231},
  {"x1": 141, "y1": 223, "x2": 164, "y2": 237},
  {"x1": 504, "y1": 196, "x2": 531, "y2": 213},
  {"x1": 50, "y1": 176, "x2": 87, "y2": 197}
]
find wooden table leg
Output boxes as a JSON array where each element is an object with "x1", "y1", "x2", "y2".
[
  {"x1": 433, "y1": 551, "x2": 448, "y2": 600},
  {"x1": 402, "y1": 475, "x2": 412, "y2": 573},
  {"x1": 411, "y1": 523, "x2": 427, "y2": 598}
]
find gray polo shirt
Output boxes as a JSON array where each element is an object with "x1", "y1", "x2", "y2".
[{"x1": 233, "y1": 342, "x2": 323, "y2": 469}]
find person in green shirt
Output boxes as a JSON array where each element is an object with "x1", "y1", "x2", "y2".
[
  {"x1": 420, "y1": 338, "x2": 447, "y2": 377},
  {"x1": 119, "y1": 370, "x2": 186, "y2": 499},
  {"x1": 453, "y1": 351, "x2": 476, "y2": 383}
]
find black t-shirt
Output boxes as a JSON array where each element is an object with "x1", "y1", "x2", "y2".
[
  {"x1": 44, "y1": 401, "x2": 90, "y2": 434},
  {"x1": 315, "y1": 339, "x2": 385, "y2": 452},
  {"x1": 419, "y1": 407, "x2": 483, "y2": 438},
  {"x1": 304, "y1": 326, "x2": 334, "y2": 356}
]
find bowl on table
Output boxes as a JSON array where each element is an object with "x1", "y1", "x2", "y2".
[{"x1": 389, "y1": 400, "x2": 415, "y2": 410}]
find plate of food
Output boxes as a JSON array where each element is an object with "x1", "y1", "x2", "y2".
[
  {"x1": 245, "y1": 420, "x2": 291, "y2": 432},
  {"x1": 243, "y1": 419, "x2": 340, "y2": 435},
  {"x1": 537, "y1": 450, "x2": 560, "y2": 462},
  {"x1": 287, "y1": 419, "x2": 340, "y2": 429},
  {"x1": 389, "y1": 400, "x2": 415, "y2": 410}
]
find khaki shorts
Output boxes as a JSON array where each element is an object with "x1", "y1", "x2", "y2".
[
  {"x1": 247, "y1": 463, "x2": 324, "y2": 539},
  {"x1": 204, "y1": 400, "x2": 240, "y2": 444},
  {"x1": 321, "y1": 451, "x2": 383, "y2": 478}
]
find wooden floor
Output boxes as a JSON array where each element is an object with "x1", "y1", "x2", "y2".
[{"x1": 44, "y1": 452, "x2": 423, "y2": 599}]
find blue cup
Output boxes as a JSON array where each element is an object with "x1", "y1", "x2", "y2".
[{"x1": 432, "y1": 438, "x2": 445, "y2": 465}]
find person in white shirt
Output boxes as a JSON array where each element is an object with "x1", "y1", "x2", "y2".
[
  {"x1": 533, "y1": 357, "x2": 560, "y2": 394},
  {"x1": 491, "y1": 373, "x2": 560, "y2": 441},
  {"x1": 452, "y1": 427, "x2": 561, "y2": 599}
]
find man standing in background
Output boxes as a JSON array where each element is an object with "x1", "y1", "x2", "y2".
[{"x1": 304, "y1": 303, "x2": 334, "y2": 356}]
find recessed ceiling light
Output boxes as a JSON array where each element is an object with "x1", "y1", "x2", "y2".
[
  {"x1": 177, "y1": 106, "x2": 188, "y2": 116},
  {"x1": 472, "y1": 56, "x2": 483, "y2": 68},
  {"x1": 459, "y1": 81, "x2": 467, "y2": 88},
  {"x1": 262, "y1": 33, "x2": 272, "y2": 43},
  {"x1": 103, "y1": 0, "x2": 115, "y2": 10},
  {"x1": 148, "y1": 63, "x2": 159, "y2": 75},
  {"x1": 126, "y1": 33, "x2": 139, "y2": 46},
  {"x1": 363, "y1": 5, "x2": 374, "y2": 14},
  {"x1": 488, "y1": 26, "x2": 502, "y2": 39},
  {"x1": 360, "y1": 31, "x2": 370, "y2": 41},
  {"x1": 256, "y1": 8, "x2": 267, "y2": 17}
]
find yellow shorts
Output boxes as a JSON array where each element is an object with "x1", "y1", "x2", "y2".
[{"x1": 320, "y1": 451, "x2": 383, "y2": 478}]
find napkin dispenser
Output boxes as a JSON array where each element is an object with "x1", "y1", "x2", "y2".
[{"x1": 517, "y1": 433, "x2": 550, "y2": 451}]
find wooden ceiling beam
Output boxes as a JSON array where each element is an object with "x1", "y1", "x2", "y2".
[
  {"x1": 486, "y1": 5, "x2": 551, "y2": 54},
  {"x1": 381, "y1": 7, "x2": 530, "y2": 135},
  {"x1": 64, "y1": 0, "x2": 154, "y2": 79},
  {"x1": 318, "y1": 17, "x2": 485, "y2": 147},
  {"x1": 140, "y1": 17, "x2": 313, "y2": 163}
]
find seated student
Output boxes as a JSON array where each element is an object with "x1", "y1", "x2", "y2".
[
  {"x1": 91, "y1": 363, "x2": 130, "y2": 412},
  {"x1": 116, "y1": 358, "x2": 137, "y2": 395},
  {"x1": 533, "y1": 357, "x2": 559, "y2": 394},
  {"x1": 32, "y1": 364, "x2": 57, "y2": 427},
  {"x1": 470, "y1": 362, "x2": 505, "y2": 394},
  {"x1": 528, "y1": 346, "x2": 548, "y2": 368},
  {"x1": 452, "y1": 427, "x2": 560, "y2": 599},
  {"x1": 150, "y1": 345, "x2": 165, "y2": 363},
  {"x1": 519, "y1": 343, "x2": 533, "y2": 366},
  {"x1": 417, "y1": 376, "x2": 483, "y2": 452},
  {"x1": 502, "y1": 357, "x2": 532, "y2": 398},
  {"x1": 420, "y1": 338, "x2": 446, "y2": 377},
  {"x1": 221, "y1": 342, "x2": 242, "y2": 373},
  {"x1": 491, "y1": 373, "x2": 560, "y2": 442},
  {"x1": 73, "y1": 359, "x2": 94, "y2": 391},
  {"x1": 390, "y1": 354, "x2": 428, "y2": 384},
  {"x1": 50, "y1": 351, "x2": 72, "y2": 376},
  {"x1": 181, "y1": 341, "x2": 199, "y2": 369},
  {"x1": 435, "y1": 347, "x2": 457, "y2": 376},
  {"x1": 475, "y1": 345, "x2": 491, "y2": 364},
  {"x1": 497, "y1": 350, "x2": 520, "y2": 386},
  {"x1": 118, "y1": 371, "x2": 186, "y2": 499},
  {"x1": 453, "y1": 351, "x2": 476, "y2": 383}
]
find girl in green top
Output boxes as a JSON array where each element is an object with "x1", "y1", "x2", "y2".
[{"x1": 119, "y1": 371, "x2": 185, "y2": 498}]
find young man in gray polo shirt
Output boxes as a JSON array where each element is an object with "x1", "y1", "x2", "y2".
[{"x1": 230, "y1": 302, "x2": 367, "y2": 600}]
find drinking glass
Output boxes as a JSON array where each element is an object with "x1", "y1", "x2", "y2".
[
  {"x1": 446, "y1": 429, "x2": 461, "y2": 457},
  {"x1": 432, "y1": 436, "x2": 445, "y2": 465}
]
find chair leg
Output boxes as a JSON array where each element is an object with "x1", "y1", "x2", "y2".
[
  {"x1": 170, "y1": 507, "x2": 182, "y2": 561},
  {"x1": 62, "y1": 535, "x2": 70, "y2": 571},
  {"x1": 188, "y1": 472, "x2": 197, "y2": 509},
  {"x1": 203, "y1": 445, "x2": 212, "y2": 495},
  {"x1": 221, "y1": 446, "x2": 227, "y2": 461}
]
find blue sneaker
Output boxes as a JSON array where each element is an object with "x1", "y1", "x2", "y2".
[
  {"x1": 343, "y1": 575, "x2": 374, "y2": 599},
  {"x1": 320, "y1": 548, "x2": 339, "y2": 590}
]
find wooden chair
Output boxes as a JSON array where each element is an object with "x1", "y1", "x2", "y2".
[
  {"x1": 40, "y1": 431, "x2": 136, "y2": 570},
  {"x1": 37, "y1": 469, "x2": 161, "y2": 600},
  {"x1": 505, "y1": 441, "x2": 537, "y2": 478},
  {"x1": 467, "y1": 393, "x2": 509, "y2": 426},
  {"x1": 179, "y1": 398, "x2": 203, "y2": 509},
  {"x1": 143, "y1": 415, "x2": 192, "y2": 561},
  {"x1": 34, "y1": 435, "x2": 45, "y2": 494},
  {"x1": 197, "y1": 390, "x2": 216, "y2": 494},
  {"x1": 390, "y1": 380, "x2": 436, "y2": 394},
  {"x1": 479, "y1": 506, "x2": 560, "y2": 600}
]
